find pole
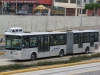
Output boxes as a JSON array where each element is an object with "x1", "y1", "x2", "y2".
[
  {"x1": 16, "y1": 0, "x2": 17, "y2": 15},
  {"x1": 80, "y1": 0, "x2": 82, "y2": 28},
  {"x1": 65, "y1": 7, "x2": 66, "y2": 16},
  {"x1": 2, "y1": 1, "x2": 3, "y2": 14}
]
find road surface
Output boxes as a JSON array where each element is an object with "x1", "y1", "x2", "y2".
[{"x1": 11, "y1": 62, "x2": 100, "y2": 75}]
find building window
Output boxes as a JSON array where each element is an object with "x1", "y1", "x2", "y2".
[
  {"x1": 55, "y1": 0, "x2": 68, "y2": 3},
  {"x1": 84, "y1": 0, "x2": 86, "y2": 2},
  {"x1": 89, "y1": 0, "x2": 93, "y2": 3},
  {"x1": 51, "y1": 7, "x2": 65, "y2": 16},
  {"x1": 77, "y1": 0, "x2": 80, "y2": 5},
  {"x1": 82, "y1": 9, "x2": 86, "y2": 14},
  {"x1": 80, "y1": 9, "x2": 86, "y2": 14},
  {"x1": 70, "y1": 0, "x2": 76, "y2": 3}
]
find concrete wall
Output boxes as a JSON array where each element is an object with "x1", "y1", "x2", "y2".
[{"x1": 0, "y1": 15, "x2": 100, "y2": 34}]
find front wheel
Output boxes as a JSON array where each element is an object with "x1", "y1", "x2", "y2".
[
  {"x1": 59, "y1": 50, "x2": 64, "y2": 57},
  {"x1": 30, "y1": 53, "x2": 36, "y2": 61}
]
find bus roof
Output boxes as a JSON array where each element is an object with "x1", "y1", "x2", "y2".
[
  {"x1": 72, "y1": 30, "x2": 99, "y2": 33},
  {"x1": 5, "y1": 30, "x2": 99, "y2": 36},
  {"x1": 5, "y1": 31, "x2": 66, "y2": 36}
]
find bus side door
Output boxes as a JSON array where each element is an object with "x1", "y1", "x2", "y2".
[
  {"x1": 78, "y1": 33, "x2": 83, "y2": 48},
  {"x1": 44, "y1": 36, "x2": 50, "y2": 57},
  {"x1": 90, "y1": 33, "x2": 94, "y2": 47},
  {"x1": 38, "y1": 35, "x2": 50, "y2": 58}
]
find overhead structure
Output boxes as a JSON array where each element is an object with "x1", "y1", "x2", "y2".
[{"x1": 34, "y1": 5, "x2": 48, "y2": 10}]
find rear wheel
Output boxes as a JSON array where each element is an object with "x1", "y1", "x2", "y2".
[
  {"x1": 30, "y1": 53, "x2": 36, "y2": 61},
  {"x1": 85, "y1": 47, "x2": 89, "y2": 54},
  {"x1": 59, "y1": 50, "x2": 64, "y2": 57}
]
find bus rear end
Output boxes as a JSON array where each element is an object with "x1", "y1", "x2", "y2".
[{"x1": 67, "y1": 30, "x2": 99, "y2": 54}]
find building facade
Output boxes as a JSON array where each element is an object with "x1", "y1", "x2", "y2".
[
  {"x1": 0, "y1": 0, "x2": 99, "y2": 16},
  {"x1": 53, "y1": 0, "x2": 96, "y2": 16},
  {"x1": 87, "y1": 0, "x2": 100, "y2": 16},
  {"x1": 0, "y1": 0, "x2": 52, "y2": 14}
]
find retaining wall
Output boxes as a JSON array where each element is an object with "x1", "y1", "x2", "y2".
[{"x1": 0, "y1": 15, "x2": 100, "y2": 34}]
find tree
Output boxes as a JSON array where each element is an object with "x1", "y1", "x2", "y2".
[{"x1": 85, "y1": 3, "x2": 100, "y2": 16}]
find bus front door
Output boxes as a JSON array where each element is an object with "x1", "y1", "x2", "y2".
[{"x1": 38, "y1": 36, "x2": 50, "y2": 58}]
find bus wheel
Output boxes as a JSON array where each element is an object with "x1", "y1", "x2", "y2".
[
  {"x1": 30, "y1": 53, "x2": 36, "y2": 61},
  {"x1": 59, "y1": 50, "x2": 64, "y2": 57},
  {"x1": 85, "y1": 47, "x2": 89, "y2": 54}
]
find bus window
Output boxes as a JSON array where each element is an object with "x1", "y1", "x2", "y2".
[
  {"x1": 94, "y1": 32, "x2": 99, "y2": 42},
  {"x1": 30, "y1": 36, "x2": 37, "y2": 47},
  {"x1": 38, "y1": 36, "x2": 44, "y2": 52},
  {"x1": 50, "y1": 36, "x2": 54, "y2": 46},
  {"x1": 83, "y1": 33, "x2": 90, "y2": 43},
  {"x1": 19, "y1": 29, "x2": 22, "y2": 32},
  {"x1": 59, "y1": 35, "x2": 66, "y2": 45},
  {"x1": 16, "y1": 29, "x2": 18, "y2": 32},
  {"x1": 53, "y1": 35, "x2": 57, "y2": 45},
  {"x1": 74, "y1": 33, "x2": 79, "y2": 44},
  {"x1": 44, "y1": 36, "x2": 50, "y2": 51},
  {"x1": 50, "y1": 34, "x2": 66, "y2": 45},
  {"x1": 90, "y1": 33, "x2": 94, "y2": 47},
  {"x1": 78, "y1": 33, "x2": 83, "y2": 48},
  {"x1": 5, "y1": 35, "x2": 22, "y2": 50},
  {"x1": 23, "y1": 36, "x2": 29, "y2": 48}
]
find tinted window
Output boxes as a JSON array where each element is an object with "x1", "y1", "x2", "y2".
[
  {"x1": 19, "y1": 29, "x2": 22, "y2": 32},
  {"x1": 50, "y1": 34, "x2": 66, "y2": 45},
  {"x1": 5, "y1": 35, "x2": 22, "y2": 50},
  {"x1": 30, "y1": 36, "x2": 37, "y2": 48},
  {"x1": 16, "y1": 29, "x2": 18, "y2": 32},
  {"x1": 83, "y1": 33, "x2": 90, "y2": 43},
  {"x1": 74, "y1": 33, "x2": 79, "y2": 44},
  {"x1": 94, "y1": 32, "x2": 99, "y2": 42},
  {"x1": 23, "y1": 36, "x2": 30, "y2": 48}
]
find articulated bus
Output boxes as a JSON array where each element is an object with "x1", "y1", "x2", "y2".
[{"x1": 5, "y1": 30, "x2": 99, "y2": 60}]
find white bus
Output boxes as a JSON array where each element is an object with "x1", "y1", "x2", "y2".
[{"x1": 5, "y1": 30, "x2": 99, "y2": 60}]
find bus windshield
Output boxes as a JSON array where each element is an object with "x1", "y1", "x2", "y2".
[{"x1": 5, "y1": 35, "x2": 22, "y2": 50}]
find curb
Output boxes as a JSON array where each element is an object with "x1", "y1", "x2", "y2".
[{"x1": 0, "y1": 60, "x2": 100, "y2": 75}]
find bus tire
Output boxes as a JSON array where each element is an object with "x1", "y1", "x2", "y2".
[
  {"x1": 59, "y1": 50, "x2": 64, "y2": 57},
  {"x1": 30, "y1": 53, "x2": 36, "y2": 61},
  {"x1": 85, "y1": 47, "x2": 89, "y2": 54}
]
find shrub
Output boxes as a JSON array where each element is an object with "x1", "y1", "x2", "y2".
[{"x1": 90, "y1": 53, "x2": 100, "y2": 58}]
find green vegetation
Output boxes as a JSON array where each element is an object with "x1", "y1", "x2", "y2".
[
  {"x1": 85, "y1": 3, "x2": 100, "y2": 15},
  {"x1": 0, "y1": 53, "x2": 100, "y2": 72}
]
